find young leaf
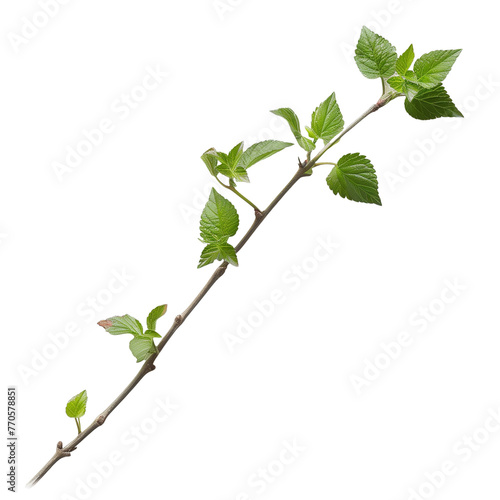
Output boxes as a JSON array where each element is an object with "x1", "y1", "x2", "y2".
[
  {"x1": 227, "y1": 141, "x2": 244, "y2": 166},
  {"x1": 404, "y1": 84, "x2": 463, "y2": 120},
  {"x1": 238, "y1": 140, "x2": 293, "y2": 170},
  {"x1": 65, "y1": 390, "x2": 87, "y2": 418},
  {"x1": 404, "y1": 70, "x2": 418, "y2": 82},
  {"x1": 270, "y1": 108, "x2": 315, "y2": 152},
  {"x1": 218, "y1": 164, "x2": 249, "y2": 183},
  {"x1": 129, "y1": 337, "x2": 155, "y2": 363},
  {"x1": 396, "y1": 44, "x2": 415, "y2": 76},
  {"x1": 146, "y1": 304, "x2": 167, "y2": 331},
  {"x1": 309, "y1": 92, "x2": 344, "y2": 144},
  {"x1": 143, "y1": 329, "x2": 162, "y2": 339},
  {"x1": 387, "y1": 76, "x2": 404, "y2": 92},
  {"x1": 354, "y1": 26, "x2": 397, "y2": 79},
  {"x1": 201, "y1": 148, "x2": 218, "y2": 177},
  {"x1": 326, "y1": 153, "x2": 381, "y2": 206},
  {"x1": 198, "y1": 241, "x2": 238, "y2": 269},
  {"x1": 199, "y1": 188, "x2": 239, "y2": 244},
  {"x1": 387, "y1": 76, "x2": 420, "y2": 101},
  {"x1": 216, "y1": 142, "x2": 249, "y2": 182},
  {"x1": 97, "y1": 314, "x2": 143, "y2": 337},
  {"x1": 413, "y1": 49, "x2": 462, "y2": 88}
]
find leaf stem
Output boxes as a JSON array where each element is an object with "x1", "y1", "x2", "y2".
[
  {"x1": 75, "y1": 418, "x2": 81, "y2": 435},
  {"x1": 381, "y1": 77, "x2": 388, "y2": 95},
  {"x1": 28, "y1": 94, "x2": 396, "y2": 488},
  {"x1": 216, "y1": 177, "x2": 262, "y2": 213}
]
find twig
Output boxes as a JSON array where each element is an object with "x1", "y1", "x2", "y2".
[{"x1": 27, "y1": 95, "x2": 394, "y2": 487}]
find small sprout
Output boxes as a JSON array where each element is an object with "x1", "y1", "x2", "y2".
[{"x1": 65, "y1": 390, "x2": 87, "y2": 435}]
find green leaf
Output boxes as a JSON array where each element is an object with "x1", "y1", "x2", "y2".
[
  {"x1": 413, "y1": 49, "x2": 462, "y2": 88},
  {"x1": 143, "y1": 329, "x2": 162, "y2": 339},
  {"x1": 309, "y1": 92, "x2": 344, "y2": 144},
  {"x1": 146, "y1": 304, "x2": 167, "y2": 331},
  {"x1": 97, "y1": 314, "x2": 143, "y2": 336},
  {"x1": 396, "y1": 44, "x2": 415, "y2": 76},
  {"x1": 218, "y1": 164, "x2": 249, "y2": 182},
  {"x1": 404, "y1": 70, "x2": 418, "y2": 82},
  {"x1": 326, "y1": 153, "x2": 381, "y2": 206},
  {"x1": 227, "y1": 141, "x2": 244, "y2": 166},
  {"x1": 404, "y1": 84, "x2": 463, "y2": 120},
  {"x1": 354, "y1": 26, "x2": 397, "y2": 79},
  {"x1": 387, "y1": 76, "x2": 420, "y2": 101},
  {"x1": 198, "y1": 241, "x2": 238, "y2": 268},
  {"x1": 129, "y1": 337, "x2": 155, "y2": 363},
  {"x1": 305, "y1": 125, "x2": 319, "y2": 140},
  {"x1": 270, "y1": 108, "x2": 315, "y2": 152},
  {"x1": 403, "y1": 82, "x2": 421, "y2": 102},
  {"x1": 387, "y1": 76, "x2": 405, "y2": 92},
  {"x1": 216, "y1": 142, "x2": 249, "y2": 182},
  {"x1": 201, "y1": 148, "x2": 218, "y2": 177},
  {"x1": 399, "y1": 71, "x2": 422, "y2": 101},
  {"x1": 66, "y1": 390, "x2": 88, "y2": 418},
  {"x1": 238, "y1": 140, "x2": 293, "y2": 170},
  {"x1": 199, "y1": 188, "x2": 239, "y2": 244}
]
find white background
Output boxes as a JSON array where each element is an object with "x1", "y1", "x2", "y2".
[{"x1": 2, "y1": 1, "x2": 499, "y2": 499}]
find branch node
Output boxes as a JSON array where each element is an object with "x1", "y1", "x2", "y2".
[
  {"x1": 55, "y1": 441, "x2": 72, "y2": 458},
  {"x1": 254, "y1": 208, "x2": 263, "y2": 220},
  {"x1": 96, "y1": 415, "x2": 106, "y2": 426},
  {"x1": 215, "y1": 265, "x2": 227, "y2": 279},
  {"x1": 174, "y1": 314, "x2": 183, "y2": 325}
]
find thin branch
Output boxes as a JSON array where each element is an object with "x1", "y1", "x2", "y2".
[{"x1": 28, "y1": 96, "x2": 392, "y2": 488}]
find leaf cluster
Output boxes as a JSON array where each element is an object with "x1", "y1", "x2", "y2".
[
  {"x1": 355, "y1": 27, "x2": 462, "y2": 119},
  {"x1": 195, "y1": 27, "x2": 462, "y2": 269},
  {"x1": 97, "y1": 305, "x2": 167, "y2": 362}
]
